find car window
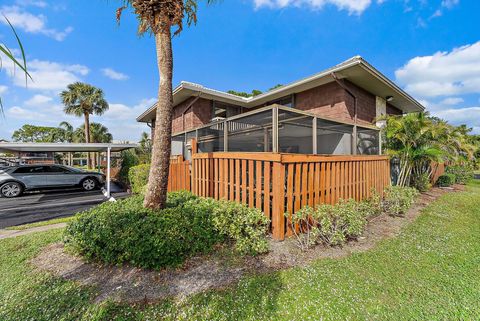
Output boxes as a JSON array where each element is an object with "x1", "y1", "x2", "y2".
[
  {"x1": 45, "y1": 166, "x2": 71, "y2": 173},
  {"x1": 13, "y1": 166, "x2": 46, "y2": 174}
]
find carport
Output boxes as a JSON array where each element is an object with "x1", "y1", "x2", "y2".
[{"x1": 0, "y1": 143, "x2": 137, "y2": 199}]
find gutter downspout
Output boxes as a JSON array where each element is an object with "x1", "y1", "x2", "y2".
[
  {"x1": 331, "y1": 72, "x2": 358, "y2": 155},
  {"x1": 182, "y1": 92, "x2": 202, "y2": 132}
]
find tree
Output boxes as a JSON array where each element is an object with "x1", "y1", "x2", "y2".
[
  {"x1": 137, "y1": 132, "x2": 152, "y2": 164},
  {"x1": 60, "y1": 82, "x2": 109, "y2": 168},
  {"x1": 12, "y1": 124, "x2": 66, "y2": 143},
  {"x1": 74, "y1": 122, "x2": 113, "y2": 143},
  {"x1": 227, "y1": 89, "x2": 263, "y2": 98},
  {"x1": 383, "y1": 112, "x2": 477, "y2": 187},
  {"x1": 59, "y1": 121, "x2": 75, "y2": 143},
  {"x1": 117, "y1": 0, "x2": 216, "y2": 209}
]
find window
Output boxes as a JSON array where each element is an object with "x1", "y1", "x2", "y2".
[
  {"x1": 268, "y1": 95, "x2": 294, "y2": 108},
  {"x1": 212, "y1": 102, "x2": 241, "y2": 119},
  {"x1": 198, "y1": 124, "x2": 224, "y2": 153},
  {"x1": 14, "y1": 166, "x2": 46, "y2": 174},
  {"x1": 45, "y1": 166, "x2": 71, "y2": 173}
]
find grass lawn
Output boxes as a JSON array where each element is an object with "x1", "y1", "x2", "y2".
[{"x1": 1, "y1": 181, "x2": 480, "y2": 320}]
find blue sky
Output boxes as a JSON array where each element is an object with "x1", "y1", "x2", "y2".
[{"x1": 0, "y1": 0, "x2": 479, "y2": 141}]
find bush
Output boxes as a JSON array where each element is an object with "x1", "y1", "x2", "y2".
[
  {"x1": 64, "y1": 195, "x2": 222, "y2": 269},
  {"x1": 446, "y1": 165, "x2": 473, "y2": 184},
  {"x1": 64, "y1": 191, "x2": 270, "y2": 269},
  {"x1": 383, "y1": 186, "x2": 419, "y2": 217},
  {"x1": 437, "y1": 173, "x2": 456, "y2": 187},
  {"x1": 411, "y1": 172, "x2": 432, "y2": 192},
  {"x1": 128, "y1": 164, "x2": 150, "y2": 194},
  {"x1": 211, "y1": 200, "x2": 270, "y2": 255},
  {"x1": 291, "y1": 199, "x2": 370, "y2": 249},
  {"x1": 119, "y1": 149, "x2": 139, "y2": 184}
]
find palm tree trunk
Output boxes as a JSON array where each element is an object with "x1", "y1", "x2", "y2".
[
  {"x1": 144, "y1": 25, "x2": 173, "y2": 209},
  {"x1": 84, "y1": 112, "x2": 91, "y2": 168}
]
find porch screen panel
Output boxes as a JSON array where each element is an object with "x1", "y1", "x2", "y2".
[
  {"x1": 357, "y1": 128, "x2": 380, "y2": 155},
  {"x1": 172, "y1": 134, "x2": 185, "y2": 156},
  {"x1": 198, "y1": 123, "x2": 224, "y2": 153},
  {"x1": 317, "y1": 119, "x2": 353, "y2": 155},
  {"x1": 227, "y1": 110, "x2": 273, "y2": 152},
  {"x1": 278, "y1": 110, "x2": 314, "y2": 154}
]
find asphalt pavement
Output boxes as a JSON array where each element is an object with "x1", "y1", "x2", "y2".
[{"x1": 0, "y1": 187, "x2": 129, "y2": 228}]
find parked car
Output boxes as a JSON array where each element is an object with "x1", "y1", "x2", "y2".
[{"x1": 0, "y1": 164, "x2": 106, "y2": 198}]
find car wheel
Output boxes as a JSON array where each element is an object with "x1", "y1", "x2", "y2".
[
  {"x1": 0, "y1": 182, "x2": 23, "y2": 198},
  {"x1": 81, "y1": 178, "x2": 97, "y2": 191}
]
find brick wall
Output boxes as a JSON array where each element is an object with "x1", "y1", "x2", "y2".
[
  {"x1": 171, "y1": 97, "x2": 212, "y2": 134},
  {"x1": 387, "y1": 102, "x2": 402, "y2": 115}
]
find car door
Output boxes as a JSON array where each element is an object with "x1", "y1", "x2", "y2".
[
  {"x1": 44, "y1": 165, "x2": 77, "y2": 186},
  {"x1": 12, "y1": 166, "x2": 47, "y2": 188}
]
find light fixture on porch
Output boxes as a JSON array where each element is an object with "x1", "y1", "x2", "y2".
[{"x1": 386, "y1": 95, "x2": 394, "y2": 102}]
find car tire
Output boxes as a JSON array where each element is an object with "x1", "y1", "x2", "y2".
[
  {"x1": 81, "y1": 178, "x2": 97, "y2": 191},
  {"x1": 0, "y1": 182, "x2": 23, "y2": 198}
]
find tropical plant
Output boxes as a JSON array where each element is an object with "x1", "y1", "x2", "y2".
[
  {"x1": 60, "y1": 82, "x2": 109, "y2": 167},
  {"x1": 137, "y1": 131, "x2": 152, "y2": 163},
  {"x1": 383, "y1": 112, "x2": 476, "y2": 187},
  {"x1": 58, "y1": 121, "x2": 75, "y2": 143},
  {"x1": 74, "y1": 122, "x2": 113, "y2": 144},
  {"x1": 116, "y1": 0, "x2": 217, "y2": 209},
  {"x1": 0, "y1": 17, "x2": 31, "y2": 112}
]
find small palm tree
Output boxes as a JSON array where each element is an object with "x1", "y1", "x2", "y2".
[
  {"x1": 74, "y1": 122, "x2": 113, "y2": 143},
  {"x1": 60, "y1": 82, "x2": 109, "y2": 167},
  {"x1": 59, "y1": 121, "x2": 74, "y2": 143},
  {"x1": 117, "y1": 0, "x2": 217, "y2": 209}
]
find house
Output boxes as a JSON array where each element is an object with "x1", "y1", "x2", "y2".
[{"x1": 137, "y1": 56, "x2": 424, "y2": 159}]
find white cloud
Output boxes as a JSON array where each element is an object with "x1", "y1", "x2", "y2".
[
  {"x1": 101, "y1": 68, "x2": 129, "y2": 81},
  {"x1": 0, "y1": 5, "x2": 73, "y2": 41},
  {"x1": 5, "y1": 58, "x2": 89, "y2": 91},
  {"x1": 24, "y1": 94, "x2": 53, "y2": 106},
  {"x1": 7, "y1": 105, "x2": 49, "y2": 120},
  {"x1": 433, "y1": 106, "x2": 480, "y2": 134},
  {"x1": 0, "y1": 86, "x2": 8, "y2": 95},
  {"x1": 441, "y1": 0, "x2": 459, "y2": 9},
  {"x1": 439, "y1": 97, "x2": 464, "y2": 105},
  {"x1": 15, "y1": 0, "x2": 48, "y2": 8},
  {"x1": 253, "y1": 0, "x2": 373, "y2": 14},
  {"x1": 395, "y1": 41, "x2": 480, "y2": 97}
]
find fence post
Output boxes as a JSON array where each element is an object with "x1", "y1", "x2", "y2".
[{"x1": 272, "y1": 161, "x2": 285, "y2": 241}]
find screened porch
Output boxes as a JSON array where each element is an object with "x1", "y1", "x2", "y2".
[{"x1": 171, "y1": 104, "x2": 380, "y2": 160}]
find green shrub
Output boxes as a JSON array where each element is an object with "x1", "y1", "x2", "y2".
[
  {"x1": 64, "y1": 195, "x2": 222, "y2": 269},
  {"x1": 291, "y1": 199, "x2": 370, "y2": 249},
  {"x1": 446, "y1": 165, "x2": 473, "y2": 184},
  {"x1": 128, "y1": 164, "x2": 150, "y2": 194},
  {"x1": 383, "y1": 186, "x2": 419, "y2": 217},
  {"x1": 166, "y1": 190, "x2": 198, "y2": 208},
  {"x1": 119, "y1": 149, "x2": 140, "y2": 184},
  {"x1": 411, "y1": 172, "x2": 432, "y2": 192},
  {"x1": 211, "y1": 200, "x2": 270, "y2": 255},
  {"x1": 437, "y1": 173, "x2": 456, "y2": 187}
]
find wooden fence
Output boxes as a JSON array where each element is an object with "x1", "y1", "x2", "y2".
[
  {"x1": 169, "y1": 152, "x2": 390, "y2": 240},
  {"x1": 167, "y1": 160, "x2": 191, "y2": 192}
]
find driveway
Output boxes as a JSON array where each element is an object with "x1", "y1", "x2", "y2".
[{"x1": 0, "y1": 188, "x2": 129, "y2": 229}]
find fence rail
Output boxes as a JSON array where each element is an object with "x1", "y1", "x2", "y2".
[{"x1": 169, "y1": 151, "x2": 390, "y2": 240}]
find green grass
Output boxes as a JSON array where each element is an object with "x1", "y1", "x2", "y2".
[
  {"x1": 5, "y1": 216, "x2": 75, "y2": 231},
  {"x1": 1, "y1": 181, "x2": 480, "y2": 320}
]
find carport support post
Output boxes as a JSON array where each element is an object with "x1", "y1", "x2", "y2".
[{"x1": 106, "y1": 146, "x2": 111, "y2": 199}]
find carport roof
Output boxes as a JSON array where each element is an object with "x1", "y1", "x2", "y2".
[{"x1": 0, "y1": 143, "x2": 138, "y2": 153}]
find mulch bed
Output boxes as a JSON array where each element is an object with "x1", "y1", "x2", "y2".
[{"x1": 31, "y1": 185, "x2": 464, "y2": 304}]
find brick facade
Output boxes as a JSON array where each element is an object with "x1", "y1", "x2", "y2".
[{"x1": 162, "y1": 81, "x2": 404, "y2": 135}]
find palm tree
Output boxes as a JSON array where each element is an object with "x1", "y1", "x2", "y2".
[
  {"x1": 117, "y1": 0, "x2": 216, "y2": 209},
  {"x1": 59, "y1": 121, "x2": 74, "y2": 143},
  {"x1": 1, "y1": 17, "x2": 31, "y2": 113},
  {"x1": 74, "y1": 122, "x2": 113, "y2": 169},
  {"x1": 60, "y1": 82, "x2": 109, "y2": 168},
  {"x1": 74, "y1": 122, "x2": 113, "y2": 144}
]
